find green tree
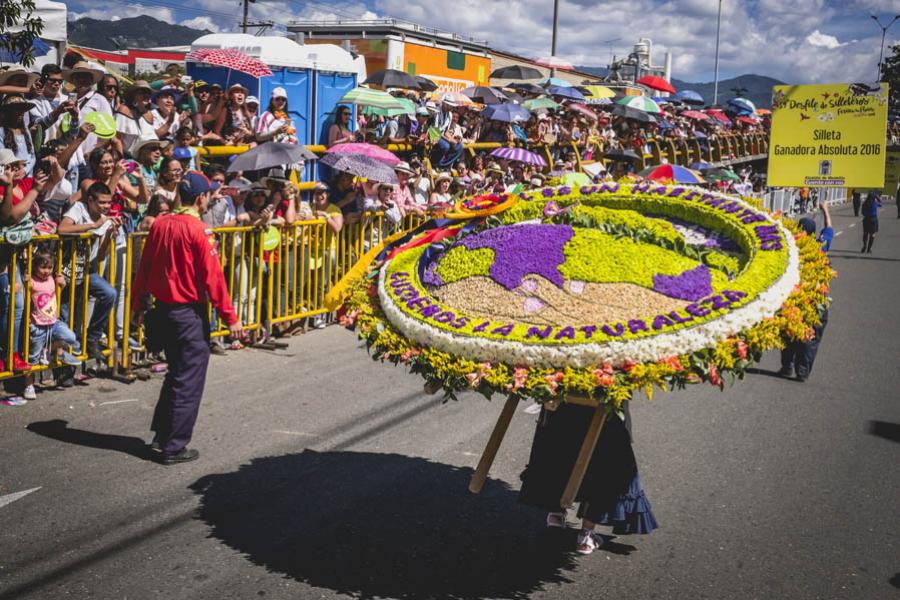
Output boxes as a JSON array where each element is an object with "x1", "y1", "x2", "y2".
[
  {"x1": 0, "y1": 0, "x2": 44, "y2": 67},
  {"x1": 881, "y1": 43, "x2": 900, "y2": 115}
]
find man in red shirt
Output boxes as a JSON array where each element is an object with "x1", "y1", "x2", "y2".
[{"x1": 132, "y1": 172, "x2": 243, "y2": 465}]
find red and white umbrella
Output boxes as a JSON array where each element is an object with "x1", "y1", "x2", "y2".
[
  {"x1": 535, "y1": 56, "x2": 574, "y2": 70},
  {"x1": 187, "y1": 48, "x2": 273, "y2": 78},
  {"x1": 636, "y1": 75, "x2": 676, "y2": 94}
]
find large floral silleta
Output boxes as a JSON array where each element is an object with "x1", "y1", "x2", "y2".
[{"x1": 341, "y1": 183, "x2": 834, "y2": 407}]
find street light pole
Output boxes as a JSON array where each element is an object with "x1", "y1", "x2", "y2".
[
  {"x1": 550, "y1": 0, "x2": 560, "y2": 77},
  {"x1": 713, "y1": 0, "x2": 723, "y2": 105},
  {"x1": 871, "y1": 14, "x2": 900, "y2": 81}
]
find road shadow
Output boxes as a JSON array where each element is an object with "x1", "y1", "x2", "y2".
[
  {"x1": 26, "y1": 419, "x2": 152, "y2": 461},
  {"x1": 867, "y1": 421, "x2": 900, "y2": 445},
  {"x1": 746, "y1": 367, "x2": 792, "y2": 381},
  {"x1": 190, "y1": 450, "x2": 596, "y2": 600},
  {"x1": 828, "y1": 253, "x2": 900, "y2": 263}
]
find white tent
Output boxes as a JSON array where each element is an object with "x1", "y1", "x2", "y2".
[{"x1": 3, "y1": 0, "x2": 67, "y2": 68}]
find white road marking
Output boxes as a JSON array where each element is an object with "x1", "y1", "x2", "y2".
[
  {"x1": 835, "y1": 230, "x2": 843, "y2": 236},
  {"x1": 848, "y1": 223, "x2": 856, "y2": 228},
  {"x1": 98, "y1": 399, "x2": 140, "y2": 406},
  {"x1": 273, "y1": 430, "x2": 316, "y2": 437},
  {"x1": 461, "y1": 451, "x2": 480, "y2": 457},
  {"x1": 523, "y1": 403, "x2": 542, "y2": 414},
  {"x1": 0, "y1": 487, "x2": 41, "y2": 509}
]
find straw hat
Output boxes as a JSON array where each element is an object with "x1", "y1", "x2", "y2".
[
  {"x1": 393, "y1": 161, "x2": 415, "y2": 175},
  {"x1": 0, "y1": 95, "x2": 35, "y2": 116},
  {"x1": 124, "y1": 80, "x2": 153, "y2": 103},
  {"x1": 62, "y1": 61, "x2": 104, "y2": 84},
  {"x1": 486, "y1": 164, "x2": 504, "y2": 175},
  {"x1": 0, "y1": 148, "x2": 18, "y2": 167},
  {"x1": 227, "y1": 83, "x2": 250, "y2": 96},
  {"x1": 435, "y1": 172, "x2": 452, "y2": 183},
  {"x1": 0, "y1": 66, "x2": 39, "y2": 89},
  {"x1": 131, "y1": 136, "x2": 170, "y2": 156}
]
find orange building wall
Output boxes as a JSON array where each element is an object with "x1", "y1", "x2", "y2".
[{"x1": 401, "y1": 42, "x2": 490, "y2": 92}]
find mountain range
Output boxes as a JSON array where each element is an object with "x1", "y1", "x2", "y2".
[
  {"x1": 67, "y1": 16, "x2": 782, "y2": 107},
  {"x1": 68, "y1": 16, "x2": 211, "y2": 51}
]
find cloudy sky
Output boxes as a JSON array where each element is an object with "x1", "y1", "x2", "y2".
[{"x1": 66, "y1": 0, "x2": 899, "y2": 84}]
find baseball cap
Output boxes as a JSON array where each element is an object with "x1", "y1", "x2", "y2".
[
  {"x1": 271, "y1": 86, "x2": 287, "y2": 99},
  {"x1": 246, "y1": 95, "x2": 260, "y2": 105},
  {"x1": 178, "y1": 171, "x2": 220, "y2": 201},
  {"x1": 173, "y1": 147, "x2": 193, "y2": 160}
]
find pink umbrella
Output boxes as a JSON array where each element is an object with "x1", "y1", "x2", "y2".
[
  {"x1": 567, "y1": 102, "x2": 598, "y2": 121},
  {"x1": 325, "y1": 143, "x2": 401, "y2": 165},
  {"x1": 187, "y1": 48, "x2": 273, "y2": 78},
  {"x1": 681, "y1": 110, "x2": 710, "y2": 121},
  {"x1": 536, "y1": 56, "x2": 574, "y2": 70}
]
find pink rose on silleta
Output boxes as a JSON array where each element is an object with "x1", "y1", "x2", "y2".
[
  {"x1": 543, "y1": 371, "x2": 565, "y2": 393},
  {"x1": 507, "y1": 367, "x2": 528, "y2": 391}
]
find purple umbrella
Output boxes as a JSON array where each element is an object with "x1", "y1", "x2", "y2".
[
  {"x1": 320, "y1": 152, "x2": 399, "y2": 184},
  {"x1": 490, "y1": 147, "x2": 547, "y2": 167},
  {"x1": 482, "y1": 103, "x2": 531, "y2": 123}
]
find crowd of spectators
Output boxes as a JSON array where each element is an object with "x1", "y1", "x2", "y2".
[{"x1": 0, "y1": 52, "x2": 772, "y2": 404}]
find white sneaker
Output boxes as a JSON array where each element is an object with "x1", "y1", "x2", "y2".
[
  {"x1": 23, "y1": 384, "x2": 36, "y2": 400},
  {"x1": 576, "y1": 529, "x2": 604, "y2": 555}
]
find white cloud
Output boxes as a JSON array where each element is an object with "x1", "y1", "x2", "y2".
[
  {"x1": 182, "y1": 16, "x2": 220, "y2": 33},
  {"x1": 806, "y1": 30, "x2": 847, "y2": 49},
  {"x1": 69, "y1": 4, "x2": 174, "y2": 23}
]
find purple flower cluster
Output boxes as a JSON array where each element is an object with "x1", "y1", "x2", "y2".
[
  {"x1": 652, "y1": 264, "x2": 713, "y2": 301},
  {"x1": 460, "y1": 224, "x2": 573, "y2": 290},
  {"x1": 422, "y1": 258, "x2": 444, "y2": 287}
]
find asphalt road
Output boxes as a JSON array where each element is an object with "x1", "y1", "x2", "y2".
[{"x1": 1, "y1": 202, "x2": 898, "y2": 600}]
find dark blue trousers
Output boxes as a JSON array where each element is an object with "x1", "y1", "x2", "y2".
[
  {"x1": 781, "y1": 308, "x2": 828, "y2": 378},
  {"x1": 151, "y1": 304, "x2": 211, "y2": 457}
]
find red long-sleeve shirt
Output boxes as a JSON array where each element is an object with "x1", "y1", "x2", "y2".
[{"x1": 131, "y1": 210, "x2": 239, "y2": 326}]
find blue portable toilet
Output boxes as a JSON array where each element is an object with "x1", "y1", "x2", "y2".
[{"x1": 187, "y1": 34, "x2": 315, "y2": 146}]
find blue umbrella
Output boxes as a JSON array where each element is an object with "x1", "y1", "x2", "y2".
[
  {"x1": 547, "y1": 86, "x2": 584, "y2": 101},
  {"x1": 0, "y1": 35, "x2": 50, "y2": 63},
  {"x1": 652, "y1": 96, "x2": 679, "y2": 105},
  {"x1": 676, "y1": 90, "x2": 704, "y2": 105},
  {"x1": 657, "y1": 120, "x2": 675, "y2": 129},
  {"x1": 727, "y1": 97, "x2": 756, "y2": 115},
  {"x1": 482, "y1": 103, "x2": 531, "y2": 123},
  {"x1": 539, "y1": 77, "x2": 572, "y2": 88},
  {"x1": 690, "y1": 161, "x2": 713, "y2": 171}
]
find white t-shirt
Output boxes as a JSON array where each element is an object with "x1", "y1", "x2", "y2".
[
  {"x1": 413, "y1": 176, "x2": 431, "y2": 206},
  {"x1": 151, "y1": 109, "x2": 179, "y2": 140},
  {"x1": 73, "y1": 91, "x2": 112, "y2": 165},
  {"x1": 29, "y1": 92, "x2": 66, "y2": 141},
  {"x1": 63, "y1": 201, "x2": 126, "y2": 259}
]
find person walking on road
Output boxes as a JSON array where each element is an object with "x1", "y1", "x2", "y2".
[
  {"x1": 861, "y1": 191, "x2": 880, "y2": 253},
  {"x1": 780, "y1": 203, "x2": 831, "y2": 382},
  {"x1": 851, "y1": 189, "x2": 861, "y2": 216},
  {"x1": 131, "y1": 172, "x2": 243, "y2": 465}
]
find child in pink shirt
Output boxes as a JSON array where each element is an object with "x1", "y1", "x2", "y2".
[{"x1": 23, "y1": 251, "x2": 81, "y2": 400}]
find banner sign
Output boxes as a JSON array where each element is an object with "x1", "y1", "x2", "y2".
[
  {"x1": 883, "y1": 150, "x2": 900, "y2": 196},
  {"x1": 767, "y1": 83, "x2": 889, "y2": 187}
]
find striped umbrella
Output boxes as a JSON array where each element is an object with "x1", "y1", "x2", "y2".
[
  {"x1": 325, "y1": 143, "x2": 401, "y2": 165},
  {"x1": 340, "y1": 87, "x2": 407, "y2": 110},
  {"x1": 567, "y1": 103, "x2": 598, "y2": 120},
  {"x1": 523, "y1": 97, "x2": 560, "y2": 112},
  {"x1": 639, "y1": 164, "x2": 705, "y2": 184},
  {"x1": 490, "y1": 147, "x2": 547, "y2": 166},
  {"x1": 362, "y1": 96, "x2": 417, "y2": 117},
  {"x1": 616, "y1": 96, "x2": 662, "y2": 114},
  {"x1": 728, "y1": 97, "x2": 756, "y2": 115}
]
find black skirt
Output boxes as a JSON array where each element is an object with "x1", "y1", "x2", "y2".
[
  {"x1": 518, "y1": 402, "x2": 658, "y2": 534},
  {"x1": 863, "y1": 216, "x2": 879, "y2": 234}
]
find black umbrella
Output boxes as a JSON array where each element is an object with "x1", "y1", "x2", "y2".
[
  {"x1": 319, "y1": 152, "x2": 399, "y2": 184},
  {"x1": 364, "y1": 69, "x2": 421, "y2": 90},
  {"x1": 611, "y1": 104, "x2": 657, "y2": 123},
  {"x1": 508, "y1": 82, "x2": 544, "y2": 95},
  {"x1": 490, "y1": 65, "x2": 543, "y2": 80},
  {"x1": 461, "y1": 86, "x2": 508, "y2": 104},
  {"x1": 503, "y1": 90, "x2": 525, "y2": 104},
  {"x1": 228, "y1": 143, "x2": 318, "y2": 172},
  {"x1": 414, "y1": 76, "x2": 438, "y2": 92},
  {"x1": 602, "y1": 148, "x2": 641, "y2": 162}
]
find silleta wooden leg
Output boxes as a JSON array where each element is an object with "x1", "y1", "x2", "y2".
[
  {"x1": 469, "y1": 396, "x2": 519, "y2": 494},
  {"x1": 560, "y1": 406, "x2": 607, "y2": 508}
]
